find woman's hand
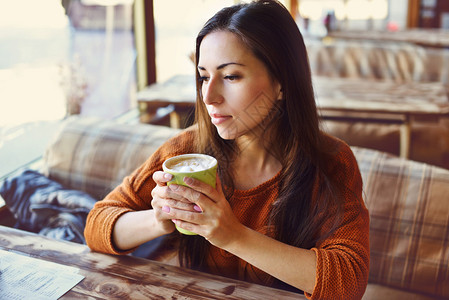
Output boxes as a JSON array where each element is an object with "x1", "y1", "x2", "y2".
[
  {"x1": 150, "y1": 171, "x2": 202, "y2": 234},
  {"x1": 165, "y1": 175, "x2": 243, "y2": 248},
  {"x1": 155, "y1": 174, "x2": 319, "y2": 294}
]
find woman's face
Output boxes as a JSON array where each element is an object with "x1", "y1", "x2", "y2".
[{"x1": 197, "y1": 30, "x2": 281, "y2": 141}]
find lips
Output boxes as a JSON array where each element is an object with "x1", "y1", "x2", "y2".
[{"x1": 210, "y1": 113, "x2": 232, "y2": 125}]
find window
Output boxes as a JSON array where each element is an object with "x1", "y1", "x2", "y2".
[
  {"x1": 0, "y1": 0, "x2": 70, "y2": 129},
  {"x1": 0, "y1": 0, "x2": 136, "y2": 176},
  {"x1": 297, "y1": 0, "x2": 390, "y2": 33},
  {"x1": 0, "y1": 0, "x2": 136, "y2": 130},
  {"x1": 153, "y1": 0, "x2": 235, "y2": 82}
]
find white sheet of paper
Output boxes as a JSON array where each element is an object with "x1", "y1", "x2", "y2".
[{"x1": 0, "y1": 249, "x2": 84, "y2": 300}]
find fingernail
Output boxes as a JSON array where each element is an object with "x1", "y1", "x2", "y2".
[
  {"x1": 184, "y1": 177, "x2": 193, "y2": 185},
  {"x1": 162, "y1": 206, "x2": 170, "y2": 213},
  {"x1": 164, "y1": 173, "x2": 173, "y2": 180},
  {"x1": 169, "y1": 184, "x2": 179, "y2": 191},
  {"x1": 193, "y1": 205, "x2": 202, "y2": 212}
]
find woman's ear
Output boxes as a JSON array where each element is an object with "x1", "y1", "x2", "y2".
[
  {"x1": 277, "y1": 87, "x2": 283, "y2": 101},
  {"x1": 273, "y1": 80, "x2": 283, "y2": 101}
]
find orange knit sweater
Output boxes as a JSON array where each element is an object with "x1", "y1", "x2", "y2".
[{"x1": 84, "y1": 127, "x2": 369, "y2": 299}]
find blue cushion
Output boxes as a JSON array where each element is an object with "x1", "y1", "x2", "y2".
[{"x1": 0, "y1": 169, "x2": 96, "y2": 244}]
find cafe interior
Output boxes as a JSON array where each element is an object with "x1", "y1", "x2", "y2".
[{"x1": 0, "y1": 0, "x2": 448, "y2": 299}]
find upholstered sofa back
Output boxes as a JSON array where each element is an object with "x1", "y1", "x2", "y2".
[
  {"x1": 306, "y1": 40, "x2": 449, "y2": 85},
  {"x1": 43, "y1": 116, "x2": 181, "y2": 200},
  {"x1": 352, "y1": 147, "x2": 449, "y2": 298},
  {"x1": 42, "y1": 116, "x2": 449, "y2": 298}
]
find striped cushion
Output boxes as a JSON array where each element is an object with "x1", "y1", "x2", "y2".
[
  {"x1": 43, "y1": 116, "x2": 180, "y2": 200},
  {"x1": 352, "y1": 147, "x2": 449, "y2": 298},
  {"x1": 307, "y1": 40, "x2": 448, "y2": 85}
]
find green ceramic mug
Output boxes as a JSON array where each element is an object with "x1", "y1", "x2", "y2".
[{"x1": 162, "y1": 153, "x2": 218, "y2": 235}]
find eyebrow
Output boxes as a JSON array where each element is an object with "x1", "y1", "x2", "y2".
[{"x1": 197, "y1": 62, "x2": 245, "y2": 71}]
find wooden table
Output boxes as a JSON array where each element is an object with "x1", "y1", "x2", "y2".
[
  {"x1": 0, "y1": 225, "x2": 303, "y2": 299},
  {"x1": 314, "y1": 76, "x2": 449, "y2": 158},
  {"x1": 137, "y1": 75, "x2": 449, "y2": 158},
  {"x1": 137, "y1": 75, "x2": 197, "y2": 128}
]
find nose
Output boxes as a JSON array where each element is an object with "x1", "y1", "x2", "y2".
[{"x1": 202, "y1": 76, "x2": 223, "y2": 105}]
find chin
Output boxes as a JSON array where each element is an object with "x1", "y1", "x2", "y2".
[
  {"x1": 217, "y1": 130, "x2": 237, "y2": 140},
  {"x1": 215, "y1": 125, "x2": 240, "y2": 140}
]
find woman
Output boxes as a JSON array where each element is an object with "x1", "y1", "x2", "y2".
[{"x1": 84, "y1": 1, "x2": 369, "y2": 299}]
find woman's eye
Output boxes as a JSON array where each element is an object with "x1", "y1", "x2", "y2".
[
  {"x1": 199, "y1": 76, "x2": 209, "y2": 83},
  {"x1": 225, "y1": 75, "x2": 240, "y2": 81}
]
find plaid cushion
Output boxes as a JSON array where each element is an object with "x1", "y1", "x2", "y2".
[
  {"x1": 352, "y1": 147, "x2": 449, "y2": 298},
  {"x1": 43, "y1": 116, "x2": 180, "y2": 200}
]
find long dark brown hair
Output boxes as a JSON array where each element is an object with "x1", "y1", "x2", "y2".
[{"x1": 179, "y1": 0, "x2": 343, "y2": 280}]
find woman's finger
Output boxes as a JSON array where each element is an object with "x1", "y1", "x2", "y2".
[
  {"x1": 180, "y1": 177, "x2": 217, "y2": 202},
  {"x1": 152, "y1": 171, "x2": 173, "y2": 186}
]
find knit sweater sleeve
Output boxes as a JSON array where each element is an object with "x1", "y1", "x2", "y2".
[
  {"x1": 84, "y1": 128, "x2": 196, "y2": 255},
  {"x1": 306, "y1": 141, "x2": 369, "y2": 300}
]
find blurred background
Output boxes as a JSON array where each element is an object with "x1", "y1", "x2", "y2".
[{"x1": 1, "y1": 0, "x2": 448, "y2": 175}]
